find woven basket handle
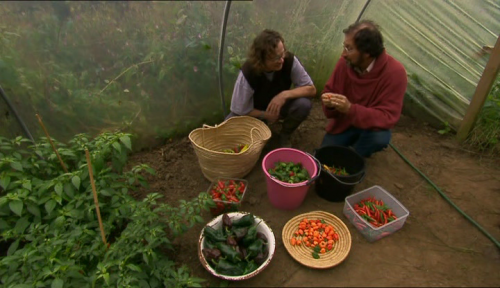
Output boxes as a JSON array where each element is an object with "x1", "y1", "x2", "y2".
[
  {"x1": 202, "y1": 124, "x2": 218, "y2": 129},
  {"x1": 249, "y1": 127, "x2": 261, "y2": 145}
]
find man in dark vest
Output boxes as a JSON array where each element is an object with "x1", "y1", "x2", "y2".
[{"x1": 225, "y1": 29, "x2": 317, "y2": 147}]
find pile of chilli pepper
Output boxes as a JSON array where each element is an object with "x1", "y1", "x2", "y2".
[
  {"x1": 209, "y1": 179, "x2": 246, "y2": 215},
  {"x1": 289, "y1": 218, "x2": 339, "y2": 259},
  {"x1": 353, "y1": 197, "x2": 398, "y2": 227}
]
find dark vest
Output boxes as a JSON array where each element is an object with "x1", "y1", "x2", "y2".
[{"x1": 241, "y1": 52, "x2": 295, "y2": 110}]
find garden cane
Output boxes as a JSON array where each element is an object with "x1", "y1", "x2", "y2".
[
  {"x1": 36, "y1": 114, "x2": 68, "y2": 173},
  {"x1": 85, "y1": 149, "x2": 108, "y2": 249}
]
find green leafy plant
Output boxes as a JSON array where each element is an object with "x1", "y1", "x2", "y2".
[
  {"x1": 466, "y1": 76, "x2": 500, "y2": 155},
  {"x1": 0, "y1": 132, "x2": 214, "y2": 287}
]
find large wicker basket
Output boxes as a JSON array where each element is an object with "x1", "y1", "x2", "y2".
[{"x1": 188, "y1": 116, "x2": 272, "y2": 182}]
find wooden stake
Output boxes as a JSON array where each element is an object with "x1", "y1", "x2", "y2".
[
  {"x1": 457, "y1": 35, "x2": 500, "y2": 141},
  {"x1": 85, "y1": 149, "x2": 108, "y2": 248},
  {"x1": 36, "y1": 114, "x2": 68, "y2": 173}
]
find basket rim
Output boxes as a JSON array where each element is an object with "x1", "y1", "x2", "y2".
[
  {"x1": 282, "y1": 210, "x2": 352, "y2": 269},
  {"x1": 188, "y1": 116, "x2": 271, "y2": 155}
]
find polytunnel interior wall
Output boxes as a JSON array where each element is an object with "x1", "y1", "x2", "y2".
[{"x1": 0, "y1": 1, "x2": 499, "y2": 150}]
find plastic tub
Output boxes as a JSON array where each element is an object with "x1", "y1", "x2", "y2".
[
  {"x1": 261, "y1": 148, "x2": 320, "y2": 210},
  {"x1": 207, "y1": 178, "x2": 248, "y2": 216},
  {"x1": 343, "y1": 185, "x2": 409, "y2": 242}
]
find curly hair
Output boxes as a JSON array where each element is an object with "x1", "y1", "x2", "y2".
[
  {"x1": 343, "y1": 20, "x2": 384, "y2": 58},
  {"x1": 247, "y1": 29, "x2": 285, "y2": 74}
]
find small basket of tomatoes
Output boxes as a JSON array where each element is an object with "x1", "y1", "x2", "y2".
[{"x1": 208, "y1": 178, "x2": 248, "y2": 216}]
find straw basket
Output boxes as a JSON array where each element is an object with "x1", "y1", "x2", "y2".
[
  {"x1": 282, "y1": 211, "x2": 352, "y2": 269},
  {"x1": 188, "y1": 116, "x2": 272, "y2": 182}
]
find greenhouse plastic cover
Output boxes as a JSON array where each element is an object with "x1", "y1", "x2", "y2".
[{"x1": 0, "y1": 1, "x2": 499, "y2": 149}]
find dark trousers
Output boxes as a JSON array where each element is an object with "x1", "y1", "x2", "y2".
[
  {"x1": 225, "y1": 97, "x2": 312, "y2": 134},
  {"x1": 321, "y1": 127, "x2": 391, "y2": 158}
]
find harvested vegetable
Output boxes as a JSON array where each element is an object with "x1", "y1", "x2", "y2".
[
  {"x1": 209, "y1": 179, "x2": 247, "y2": 215},
  {"x1": 323, "y1": 164, "x2": 349, "y2": 176},
  {"x1": 353, "y1": 197, "x2": 398, "y2": 227},
  {"x1": 268, "y1": 161, "x2": 310, "y2": 184},
  {"x1": 222, "y1": 144, "x2": 249, "y2": 153},
  {"x1": 203, "y1": 214, "x2": 269, "y2": 276},
  {"x1": 289, "y1": 218, "x2": 339, "y2": 259}
]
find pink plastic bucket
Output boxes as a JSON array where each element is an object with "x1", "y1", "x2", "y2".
[{"x1": 262, "y1": 148, "x2": 320, "y2": 210}]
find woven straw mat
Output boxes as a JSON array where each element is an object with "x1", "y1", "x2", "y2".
[
  {"x1": 282, "y1": 211, "x2": 352, "y2": 269},
  {"x1": 188, "y1": 116, "x2": 271, "y2": 182}
]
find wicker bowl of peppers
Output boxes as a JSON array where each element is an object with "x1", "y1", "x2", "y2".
[{"x1": 198, "y1": 212, "x2": 276, "y2": 281}]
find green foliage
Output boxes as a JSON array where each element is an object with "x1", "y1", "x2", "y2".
[
  {"x1": 466, "y1": 76, "x2": 500, "y2": 155},
  {"x1": 0, "y1": 2, "x2": 239, "y2": 144},
  {"x1": 438, "y1": 121, "x2": 452, "y2": 135},
  {"x1": 0, "y1": 132, "x2": 214, "y2": 287}
]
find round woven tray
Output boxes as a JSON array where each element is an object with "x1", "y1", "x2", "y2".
[{"x1": 282, "y1": 211, "x2": 352, "y2": 269}]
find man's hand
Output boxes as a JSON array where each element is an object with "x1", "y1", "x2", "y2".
[
  {"x1": 321, "y1": 93, "x2": 351, "y2": 113},
  {"x1": 266, "y1": 91, "x2": 289, "y2": 116},
  {"x1": 264, "y1": 111, "x2": 279, "y2": 124}
]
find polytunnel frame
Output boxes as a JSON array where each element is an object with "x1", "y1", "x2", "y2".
[{"x1": 0, "y1": 1, "x2": 497, "y2": 145}]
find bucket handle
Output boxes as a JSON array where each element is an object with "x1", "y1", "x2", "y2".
[{"x1": 305, "y1": 152, "x2": 322, "y2": 186}]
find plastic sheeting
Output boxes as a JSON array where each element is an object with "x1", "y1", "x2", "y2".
[{"x1": 0, "y1": 1, "x2": 499, "y2": 148}]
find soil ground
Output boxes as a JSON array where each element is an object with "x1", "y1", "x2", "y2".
[{"x1": 129, "y1": 99, "x2": 500, "y2": 287}]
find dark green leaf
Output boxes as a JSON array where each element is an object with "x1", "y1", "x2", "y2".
[
  {"x1": 9, "y1": 200, "x2": 23, "y2": 216},
  {"x1": 54, "y1": 216, "x2": 65, "y2": 227},
  {"x1": 119, "y1": 136, "x2": 132, "y2": 150},
  {"x1": 0, "y1": 176, "x2": 10, "y2": 190},
  {"x1": 127, "y1": 264, "x2": 142, "y2": 272},
  {"x1": 194, "y1": 215, "x2": 204, "y2": 223},
  {"x1": 312, "y1": 252, "x2": 320, "y2": 259},
  {"x1": 112, "y1": 142, "x2": 122, "y2": 153},
  {"x1": 14, "y1": 216, "x2": 30, "y2": 234},
  {"x1": 45, "y1": 199, "x2": 57, "y2": 214},
  {"x1": 72, "y1": 176, "x2": 81, "y2": 190},
  {"x1": 51, "y1": 278, "x2": 64, "y2": 288},
  {"x1": 27, "y1": 203, "x2": 41, "y2": 218},
  {"x1": 7, "y1": 239, "x2": 20, "y2": 256},
  {"x1": 0, "y1": 218, "x2": 8, "y2": 229},
  {"x1": 64, "y1": 183, "x2": 75, "y2": 198},
  {"x1": 10, "y1": 161, "x2": 23, "y2": 171},
  {"x1": 55, "y1": 183, "x2": 63, "y2": 196}
]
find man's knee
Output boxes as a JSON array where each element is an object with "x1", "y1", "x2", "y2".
[
  {"x1": 288, "y1": 97, "x2": 312, "y2": 120},
  {"x1": 371, "y1": 130, "x2": 391, "y2": 149}
]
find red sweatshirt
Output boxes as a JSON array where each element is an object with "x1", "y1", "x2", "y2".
[{"x1": 321, "y1": 50, "x2": 407, "y2": 134}]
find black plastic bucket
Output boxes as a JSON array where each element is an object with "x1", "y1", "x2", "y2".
[{"x1": 314, "y1": 146, "x2": 365, "y2": 202}]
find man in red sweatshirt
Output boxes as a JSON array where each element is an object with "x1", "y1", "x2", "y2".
[{"x1": 321, "y1": 20, "x2": 407, "y2": 157}]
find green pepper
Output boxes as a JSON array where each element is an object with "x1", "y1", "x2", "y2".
[
  {"x1": 243, "y1": 260, "x2": 259, "y2": 275},
  {"x1": 216, "y1": 242, "x2": 242, "y2": 263},
  {"x1": 232, "y1": 214, "x2": 254, "y2": 228},
  {"x1": 204, "y1": 226, "x2": 227, "y2": 243},
  {"x1": 246, "y1": 239, "x2": 264, "y2": 259},
  {"x1": 213, "y1": 259, "x2": 244, "y2": 276},
  {"x1": 232, "y1": 227, "x2": 249, "y2": 242},
  {"x1": 280, "y1": 162, "x2": 287, "y2": 168},
  {"x1": 242, "y1": 224, "x2": 258, "y2": 247},
  {"x1": 204, "y1": 239, "x2": 217, "y2": 249}
]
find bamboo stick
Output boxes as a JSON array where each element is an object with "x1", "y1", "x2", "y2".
[
  {"x1": 85, "y1": 149, "x2": 108, "y2": 248},
  {"x1": 35, "y1": 114, "x2": 68, "y2": 173}
]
